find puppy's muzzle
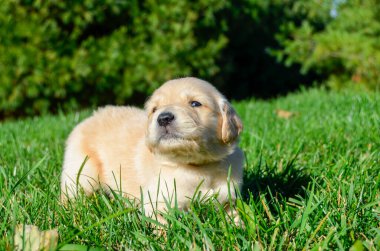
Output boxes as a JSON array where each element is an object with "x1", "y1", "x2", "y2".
[{"x1": 157, "y1": 112, "x2": 175, "y2": 127}]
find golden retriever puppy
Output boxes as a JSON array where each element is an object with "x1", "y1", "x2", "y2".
[{"x1": 61, "y1": 77, "x2": 244, "y2": 220}]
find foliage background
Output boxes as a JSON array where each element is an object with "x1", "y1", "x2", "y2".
[{"x1": 0, "y1": 0, "x2": 379, "y2": 118}]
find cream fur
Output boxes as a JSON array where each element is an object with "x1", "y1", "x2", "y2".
[{"x1": 61, "y1": 77, "x2": 244, "y2": 216}]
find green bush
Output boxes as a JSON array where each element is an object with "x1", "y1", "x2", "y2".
[
  {"x1": 0, "y1": 0, "x2": 227, "y2": 117},
  {"x1": 273, "y1": 0, "x2": 380, "y2": 91},
  {"x1": 2, "y1": 0, "x2": 378, "y2": 118}
]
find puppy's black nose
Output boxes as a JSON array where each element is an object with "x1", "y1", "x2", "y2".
[{"x1": 157, "y1": 112, "x2": 175, "y2": 127}]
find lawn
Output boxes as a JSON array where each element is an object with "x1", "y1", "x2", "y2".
[{"x1": 0, "y1": 88, "x2": 379, "y2": 250}]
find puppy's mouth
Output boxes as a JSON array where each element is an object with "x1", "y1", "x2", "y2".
[
  {"x1": 158, "y1": 128, "x2": 186, "y2": 142},
  {"x1": 147, "y1": 110, "x2": 201, "y2": 151}
]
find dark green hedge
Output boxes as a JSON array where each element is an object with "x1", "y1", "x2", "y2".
[
  {"x1": 1, "y1": 0, "x2": 377, "y2": 118},
  {"x1": 0, "y1": 0, "x2": 227, "y2": 117}
]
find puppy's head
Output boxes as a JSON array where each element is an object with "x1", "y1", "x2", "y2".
[{"x1": 145, "y1": 77, "x2": 243, "y2": 165}]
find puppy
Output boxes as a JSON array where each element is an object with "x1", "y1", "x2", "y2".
[{"x1": 61, "y1": 77, "x2": 244, "y2": 220}]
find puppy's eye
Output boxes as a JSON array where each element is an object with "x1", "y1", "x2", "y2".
[
  {"x1": 190, "y1": 101, "x2": 202, "y2": 107},
  {"x1": 152, "y1": 107, "x2": 157, "y2": 113}
]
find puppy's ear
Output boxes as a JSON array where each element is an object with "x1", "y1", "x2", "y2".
[
  {"x1": 144, "y1": 96, "x2": 153, "y2": 112},
  {"x1": 219, "y1": 100, "x2": 243, "y2": 144}
]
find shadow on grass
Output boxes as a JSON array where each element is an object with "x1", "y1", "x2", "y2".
[{"x1": 241, "y1": 156, "x2": 312, "y2": 201}]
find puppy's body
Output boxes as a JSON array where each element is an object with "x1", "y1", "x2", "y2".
[{"x1": 61, "y1": 77, "x2": 244, "y2": 214}]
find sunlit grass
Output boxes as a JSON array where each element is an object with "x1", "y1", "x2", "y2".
[{"x1": 0, "y1": 88, "x2": 379, "y2": 250}]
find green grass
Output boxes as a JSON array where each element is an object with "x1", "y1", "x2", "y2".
[{"x1": 1, "y1": 88, "x2": 379, "y2": 250}]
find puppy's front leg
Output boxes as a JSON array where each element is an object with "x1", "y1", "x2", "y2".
[{"x1": 60, "y1": 154, "x2": 101, "y2": 203}]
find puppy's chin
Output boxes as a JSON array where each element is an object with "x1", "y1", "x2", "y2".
[
  {"x1": 147, "y1": 131, "x2": 199, "y2": 158},
  {"x1": 146, "y1": 131, "x2": 234, "y2": 165},
  {"x1": 157, "y1": 133, "x2": 195, "y2": 151}
]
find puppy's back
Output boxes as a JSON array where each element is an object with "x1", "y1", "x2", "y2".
[{"x1": 61, "y1": 106, "x2": 147, "y2": 200}]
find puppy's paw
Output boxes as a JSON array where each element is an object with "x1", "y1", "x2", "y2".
[{"x1": 227, "y1": 208, "x2": 245, "y2": 228}]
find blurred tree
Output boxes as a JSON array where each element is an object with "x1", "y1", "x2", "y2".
[
  {"x1": 274, "y1": 0, "x2": 380, "y2": 91},
  {"x1": 211, "y1": 0, "x2": 326, "y2": 99}
]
